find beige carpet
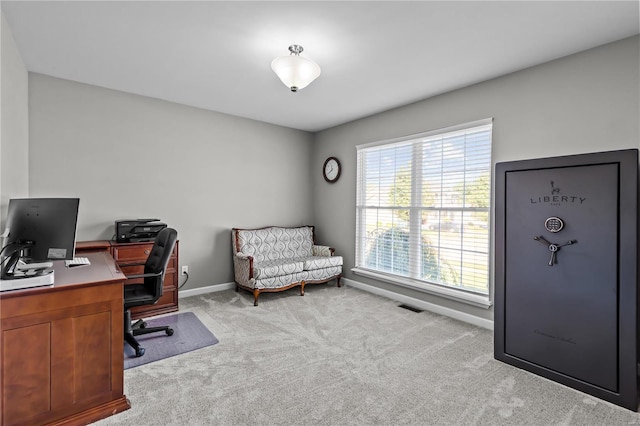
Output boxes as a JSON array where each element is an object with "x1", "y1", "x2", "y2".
[{"x1": 94, "y1": 285, "x2": 640, "y2": 425}]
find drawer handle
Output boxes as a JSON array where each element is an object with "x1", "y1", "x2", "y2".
[{"x1": 144, "y1": 249, "x2": 151, "y2": 255}]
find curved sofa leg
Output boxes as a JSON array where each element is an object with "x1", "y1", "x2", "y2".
[
  {"x1": 253, "y1": 289, "x2": 260, "y2": 306},
  {"x1": 300, "y1": 281, "x2": 306, "y2": 296},
  {"x1": 336, "y1": 275, "x2": 342, "y2": 287}
]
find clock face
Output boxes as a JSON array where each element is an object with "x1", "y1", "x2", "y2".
[{"x1": 323, "y1": 157, "x2": 341, "y2": 183}]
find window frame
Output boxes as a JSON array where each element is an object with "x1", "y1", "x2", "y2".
[{"x1": 353, "y1": 118, "x2": 493, "y2": 309}]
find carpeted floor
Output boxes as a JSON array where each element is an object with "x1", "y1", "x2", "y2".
[{"x1": 95, "y1": 285, "x2": 640, "y2": 425}]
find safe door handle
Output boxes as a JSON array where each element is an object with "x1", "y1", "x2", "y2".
[{"x1": 533, "y1": 236, "x2": 577, "y2": 266}]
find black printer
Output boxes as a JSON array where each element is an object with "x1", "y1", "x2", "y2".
[{"x1": 115, "y1": 219, "x2": 167, "y2": 243}]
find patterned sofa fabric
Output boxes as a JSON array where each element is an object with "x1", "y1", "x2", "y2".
[
  {"x1": 253, "y1": 259, "x2": 304, "y2": 280},
  {"x1": 232, "y1": 226, "x2": 343, "y2": 305},
  {"x1": 235, "y1": 226, "x2": 314, "y2": 262},
  {"x1": 302, "y1": 256, "x2": 343, "y2": 270}
]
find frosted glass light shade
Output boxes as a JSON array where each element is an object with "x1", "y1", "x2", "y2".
[{"x1": 271, "y1": 54, "x2": 321, "y2": 92}]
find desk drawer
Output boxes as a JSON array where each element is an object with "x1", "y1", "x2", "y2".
[{"x1": 112, "y1": 244, "x2": 154, "y2": 263}]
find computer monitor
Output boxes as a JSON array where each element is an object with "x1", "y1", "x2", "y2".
[{"x1": 1, "y1": 198, "x2": 79, "y2": 276}]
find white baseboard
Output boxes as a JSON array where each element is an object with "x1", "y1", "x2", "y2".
[
  {"x1": 178, "y1": 282, "x2": 235, "y2": 298},
  {"x1": 344, "y1": 278, "x2": 494, "y2": 330}
]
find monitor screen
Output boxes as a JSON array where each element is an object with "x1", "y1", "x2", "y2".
[{"x1": 3, "y1": 198, "x2": 80, "y2": 262}]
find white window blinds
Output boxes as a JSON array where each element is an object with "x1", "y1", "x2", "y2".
[{"x1": 355, "y1": 119, "x2": 492, "y2": 295}]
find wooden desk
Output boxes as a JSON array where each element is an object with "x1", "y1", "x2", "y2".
[{"x1": 0, "y1": 252, "x2": 131, "y2": 425}]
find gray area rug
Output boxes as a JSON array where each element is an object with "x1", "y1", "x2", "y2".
[
  {"x1": 97, "y1": 285, "x2": 640, "y2": 425},
  {"x1": 124, "y1": 311, "x2": 219, "y2": 369}
]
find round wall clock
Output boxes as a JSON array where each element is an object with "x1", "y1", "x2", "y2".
[{"x1": 323, "y1": 157, "x2": 341, "y2": 183}]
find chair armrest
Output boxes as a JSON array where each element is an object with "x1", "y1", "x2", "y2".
[
  {"x1": 313, "y1": 245, "x2": 335, "y2": 256},
  {"x1": 125, "y1": 271, "x2": 163, "y2": 280}
]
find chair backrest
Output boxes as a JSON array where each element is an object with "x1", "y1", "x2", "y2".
[{"x1": 143, "y1": 227, "x2": 178, "y2": 296}]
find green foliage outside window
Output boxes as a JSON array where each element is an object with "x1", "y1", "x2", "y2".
[
  {"x1": 388, "y1": 167, "x2": 436, "y2": 223},
  {"x1": 458, "y1": 173, "x2": 490, "y2": 222},
  {"x1": 365, "y1": 227, "x2": 458, "y2": 285}
]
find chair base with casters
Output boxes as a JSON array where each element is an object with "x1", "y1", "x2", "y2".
[{"x1": 124, "y1": 309, "x2": 174, "y2": 357}]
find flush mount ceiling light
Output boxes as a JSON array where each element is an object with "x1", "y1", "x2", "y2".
[{"x1": 271, "y1": 44, "x2": 321, "y2": 92}]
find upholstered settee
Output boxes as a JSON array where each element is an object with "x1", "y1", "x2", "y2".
[{"x1": 232, "y1": 226, "x2": 343, "y2": 305}]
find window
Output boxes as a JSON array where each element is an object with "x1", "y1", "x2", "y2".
[{"x1": 354, "y1": 119, "x2": 492, "y2": 306}]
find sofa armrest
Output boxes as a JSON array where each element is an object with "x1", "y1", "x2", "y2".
[
  {"x1": 313, "y1": 245, "x2": 335, "y2": 257},
  {"x1": 233, "y1": 252, "x2": 254, "y2": 285}
]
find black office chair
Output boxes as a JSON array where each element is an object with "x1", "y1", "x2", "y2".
[{"x1": 124, "y1": 227, "x2": 178, "y2": 357}]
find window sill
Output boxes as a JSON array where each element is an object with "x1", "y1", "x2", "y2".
[{"x1": 351, "y1": 267, "x2": 492, "y2": 309}]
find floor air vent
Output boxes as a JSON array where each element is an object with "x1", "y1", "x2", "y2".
[{"x1": 399, "y1": 304, "x2": 423, "y2": 313}]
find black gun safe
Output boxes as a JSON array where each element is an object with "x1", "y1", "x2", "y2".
[{"x1": 494, "y1": 149, "x2": 638, "y2": 411}]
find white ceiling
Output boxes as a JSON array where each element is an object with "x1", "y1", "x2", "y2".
[{"x1": 2, "y1": 1, "x2": 639, "y2": 132}]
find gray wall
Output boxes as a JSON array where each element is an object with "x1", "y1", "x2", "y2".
[
  {"x1": 0, "y1": 12, "x2": 29, "y2": 223},
  {"x1": 28, "y1": 74, "x2": 314, "y2": 288},
  {"x1": 312, "y1": 35, "x2": 640, "y2": 322}
]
